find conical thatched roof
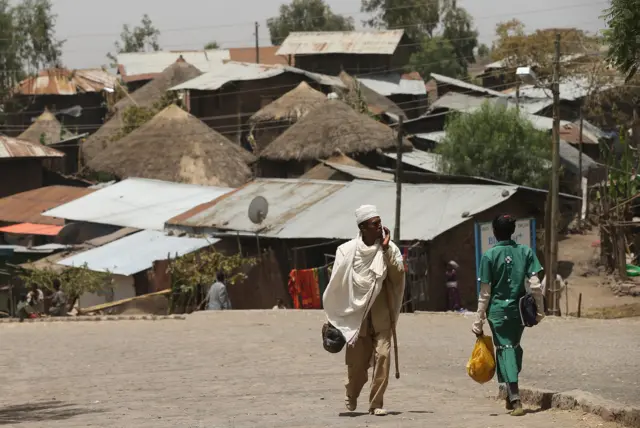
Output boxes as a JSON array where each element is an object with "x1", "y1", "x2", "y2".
[
  {"x1": 82, "y1": 59, "x2": 202, "y2": 162},
  {"x1": 18, "y1": 110, "x2": 75, "y2": 145},
  {"x1": 249, "y1": 82, "x2": 327, "y2": 124},
  {"x1": 339, "y1": 72, "x2": 406, "y2": 119},
  {"x1": 87, "y1": 105, "x2": 256, "y2": 187},
  {"x1": 260, "y1": 100, "x2": 412, "y2": 161}
]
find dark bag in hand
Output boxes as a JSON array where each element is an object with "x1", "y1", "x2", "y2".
[
  {"x1": 518, "y1": 294, "x2": 543, "y2": 327},
  {"x1": 322, "y1": 322, "x2": 346, "y2": 353}
]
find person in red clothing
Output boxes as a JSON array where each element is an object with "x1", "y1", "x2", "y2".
[{"x1": 445, "y1": 261, "x2": 462, "y2": 312}]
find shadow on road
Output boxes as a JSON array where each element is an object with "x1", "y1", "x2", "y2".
[{"x1": 0, "y1": 401, "x2": 104, "y2": 425}]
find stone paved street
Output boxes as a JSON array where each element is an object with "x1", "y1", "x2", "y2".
[{"x1": 0, "y1": 311, "x2": 637, "y2": 427}]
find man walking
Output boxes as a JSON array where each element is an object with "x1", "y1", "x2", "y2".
[
  {"x1": 323, "y1": 205, "x2": 405, "y2": 416},
  {"x1": 206, "y1": 272, "x2": 232, "y2": 310}
]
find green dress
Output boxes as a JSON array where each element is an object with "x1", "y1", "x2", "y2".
[{"x1": 478, "y1": 240, "x2": 542, "y2": 383}]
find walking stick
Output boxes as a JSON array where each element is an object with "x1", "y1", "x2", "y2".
[{"x1": 384, "y1": 284, "x2": 400, "y2": 379}]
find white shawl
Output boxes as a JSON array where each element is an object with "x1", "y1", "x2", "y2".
[{"x1": 323, "y1": 233, "x2": 390, "y2": 345}]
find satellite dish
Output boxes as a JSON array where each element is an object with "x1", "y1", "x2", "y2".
[
  {"x1": 248, "y1": 196, "x2": 269, "y2": 224},
  {"x1": 56, "y1": 222, "x2": 82, "y2": 245}
]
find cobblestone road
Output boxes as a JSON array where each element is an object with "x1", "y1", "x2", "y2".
[{"x1": 0, "y1": 311, "x2": 636, "y2": 427}]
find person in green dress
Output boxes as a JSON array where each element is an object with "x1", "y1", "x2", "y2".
[{"x1": 472, "y1": 214, "x2": 545, "y2": 416}]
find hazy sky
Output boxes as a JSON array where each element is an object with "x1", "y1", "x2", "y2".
[{"x1": 51, "y1": 0, "x2": 609, "y2": 69}]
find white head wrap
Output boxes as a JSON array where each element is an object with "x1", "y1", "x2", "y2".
[{"x1": 355, "y1": 205, "x2": 379, "y2": 225}]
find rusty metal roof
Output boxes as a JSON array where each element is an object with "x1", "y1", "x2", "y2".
[
  {"x1": 0, "y1": 185, "x2": 95, "y2": 226},
  {"x1": 117, "y1": 50, "x2": 230, "y2": 82},
  {"x1": 166, "y1": 178, "x2": 346, "y2": 234},
  {"x1": 276, "y1": 30, "x2": 404, "y2": 56},
  {"x1": 0, "y1": 135, "x2": 65, "y2": 159},
  {"x1": 16, "y1": 68, "x2": 117, "y2": 95}
]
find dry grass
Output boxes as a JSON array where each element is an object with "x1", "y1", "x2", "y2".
[
  {"x1": 260, "y1": 100, "x2": 412, "y2": 161},
  {"x1": 88, "y1": 105, "x2": 255, "y2": 187},
  {"x1": 82, "y1": 60, "x2": 202, "y2": 162}
]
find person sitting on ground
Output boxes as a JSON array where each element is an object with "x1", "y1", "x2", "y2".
[
  {"x1": 272, "y1": 298, "x2": 287, "y2": 310},
  {"x1": 48, "y1": 279, "x2": 67, "y2": 317},
  {"x1": 16, "y1": 293, "x2": 34, "y2": 321},
  {"x1": 26, "y1": 283, "x2": 44, "y2": 315},
  {"x1": 206, "y1": 272, "x2": 232, "y2": 310}
]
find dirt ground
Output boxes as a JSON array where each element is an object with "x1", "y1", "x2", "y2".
[
  {"x1": 0, "y1": 311, "x2": 636, "y2": 428},
  {"x1": 558, "y1": 228, "x2": 640, "y2": 317}
]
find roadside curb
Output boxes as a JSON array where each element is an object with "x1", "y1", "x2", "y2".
[
  {"x1": 498, "y1": 385, "x2": 640, "y2": 427},
  {"x1": 0, "y1": 315, "x2": 186, "y2": 323}
]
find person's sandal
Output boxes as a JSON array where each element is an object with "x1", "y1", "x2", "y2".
[
  {"x1": 510, "y1": 400, "x2": 525, "y2": 416},
  {"x1": 345, "y1": 396, "x2": 357, "y2": 412},
  {"x1": 369, "y1": 408, "x2": 388, "y2": 416}
]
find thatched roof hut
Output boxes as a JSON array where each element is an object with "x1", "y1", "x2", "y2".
[
  {"x1": 18, "y1": 110, "x2": 75, "y2": 145},
  {"x1": 260, "y1": 100, "x2": 412, "y2": 162},
  {"x1": 338, "y1": 72, "x2": 406, "y2": 120},
  {"x1": 82, "y1": 58, "x2": 202, "y2": 162},
  {"x1": 87, "y1": 105, "x2": 256, "y2": 187},
  {"x1": 250, "y1": 82, "x2": 327, "y2": 124},
  {"x1": 248, "y1": 81, "x2": 328, "y2": 152}
]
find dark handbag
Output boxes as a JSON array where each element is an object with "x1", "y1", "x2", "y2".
[
  {"x1": 322, "y1": 322, "x2": 346, "y2": 353},
  {"x1": 518, "y1": 294, "x2": 541, "y2": 327}
]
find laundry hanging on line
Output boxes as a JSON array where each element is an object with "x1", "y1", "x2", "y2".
[{"x1": 288, "y1": 266, "x2": 330, "y2": 309}]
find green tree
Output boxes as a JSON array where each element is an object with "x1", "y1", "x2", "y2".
[
  {"x1": 204, "y1": 40, "x2": 220, "y2": 49},
  {"x1": 107, "y1": 14, "x2": 160, "y2": 67},
  {"x1": 267, "y1": 0, "x2": 354, "y2": 45},
  {"x1": 441, "y1": 0, "x2": 478, "y2": 75},
  {"x1": 437, "y1": 102, "x2": 552, "y2": 187},
  {"x1": 477, "y1": 43, "x2": 490, "y2": 59},
  {"x1": 20, "y1": 263, "x2": 112, "y2": 312},
  {"x1": 407, "y1": 36, "x2": 464, "y2": 78},
  {"x1": 0, "y1": 0, "x2": 63, "y2": 105},
  {"x1": 602, "y1": 0, "x2": 640, "y2": 81},
  {"x1": 361, "y1": 0, "x2": 440, "y2": 41}
]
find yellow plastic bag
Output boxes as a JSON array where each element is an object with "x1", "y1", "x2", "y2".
[{"x1": 466, "y1": 335, "x2": 496, "y2": 384}]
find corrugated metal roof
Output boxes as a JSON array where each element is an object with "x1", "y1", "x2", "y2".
[
  {"x1": 16, "y1": 68, "x2": 117, "y2": 95},
  {"x1": 503, "y1": 77, "x2": 614, "y2": 101},
  {"x1": 559, "y1": 139, "x2": 599, "y2": 176},
  {"x1": 0, "y1": 185, "x2": 94, "y2": 226},
  {"x1": 0, "y1": 243, "x2": 69, "y2": 255},
  {"x1": 0, "y1": 223, "x2": 63, "y2": 236},
  {"x1": 276, "y1": 30, "x2": 404, "y2": 56},
  {"x1": 430, "y1": 92, "x2": 492, "y2": 112},
  {"x1": 167, "y1": 178, "x2": 346, "y2": 233},
  {"x1": 384, "y1": 150, "x2": 443, "y2": 173},
  {"x1": 117, "y1": 50, "x2": 231, "y2": 82},
  {"x1": 58, "y1": 230, "x2": 217, "y2": 276},
  {"x1": 323, "y1": 161, "x2": 394, "y2": 182},
  {"x1": 275, "y1": 180, "x2": 518, "y2": 241},
  {"x1": 430, "y1": 73, "x2": 507, "y2": 97},
  {"x1": 0, "y1": 136, "x2": 65, "y2": 159},
  {"x1": 170, "y1": 61, "x2": 343, "y2": 91},
  {"x1": 228, "y1": 46, "x2": 290, "y2": 65},
  {"x1": 559, "y1": 123, "x2": 599, "y2": 145},
  {"x1": 357, "y1": 73, "x2": 427, "y2": 96},
  {"x1": 413, "y1": 131, "x2": 447, "y2": 143},
  {"x1": 43, "y1": 178, "x2": 233, "y2": 231}
]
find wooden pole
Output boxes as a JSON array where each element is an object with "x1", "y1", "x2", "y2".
[
  {"x1": 254, "y1": 22, "x2": 260, "y2": 63},
  {"x1": 548, "y1": 33, "x2": 561, "y2": 316},
  {"x1": 577, "y1": 293, "x2": 582, "y2": 318},
  {"x1": 394, "y1": 117, "x2": 404, "y2": 242},
  {"x1": 578, "y1": 109, "x2": 584, "y2": 229},
  {"x1": 565, "y1": 280, "x2": 569, "y2": 317}
]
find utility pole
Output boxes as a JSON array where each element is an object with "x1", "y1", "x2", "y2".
[
  {"x1": 255, "y1": 22, "x2": 260, "y2": 63},
  {"x1": 515, "y1": 81, "x2": 520, "y2": 113},
  {"x1": 577, "y1": 107, "x2": 584, "y2": 230},
  {"x1": 394, "y1": 117, "x2": 403, "y2": 242},
  {"x1": 548, "y1": 33, "x2": 561, "y2": 316}
]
